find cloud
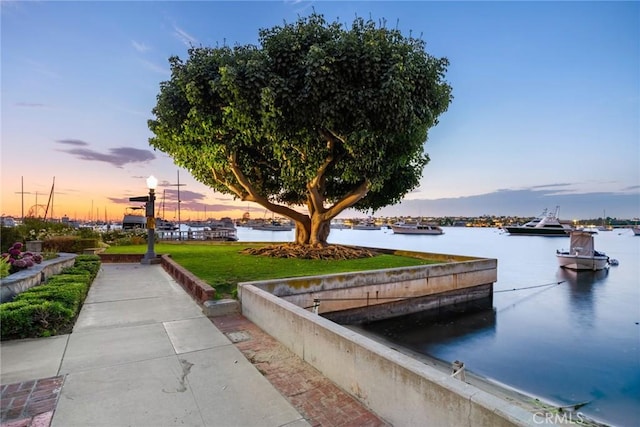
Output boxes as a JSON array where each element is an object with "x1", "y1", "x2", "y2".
[
  {"x1": 173, "y1": 25, "x2": 197, "y2": 47},
  {"x1": 14, "y1": 102, "x2": 49, "y2": 108},
  {"x1": 132, "y1": 40, "x2": 150, "y2": 53},
  {"x1": 529, "y1": 183, "x2": 573, "y2": 190},
  {"x1": 161, "y1": 189, "x2": 205, "y2": 203},
  {"x1": 376, "y1": 187, "x2": 640, "y2": 219},
  {"x1": 56, "y1": 139, "x2": 89, "y2": 146},
  {"x1": 56, "y1": 141, "x2": 156, "y2": 168}
]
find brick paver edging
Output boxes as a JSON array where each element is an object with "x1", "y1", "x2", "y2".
[
  {"x1": 160, "y1": 255, "x2": 216, "y2": 303},
  {"x1": 0, "y1": 376, "x2": 64, "y2": 427},
  {"x1": 211, "y1": 314, "x2": 389, "y2": 427}
]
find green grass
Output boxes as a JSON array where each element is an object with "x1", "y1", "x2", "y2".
[{"x1": 105, "y1": 243, "x2": 437, "y2": 297}]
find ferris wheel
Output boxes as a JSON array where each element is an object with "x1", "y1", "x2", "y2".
[{"x1": 27, "y1": 204, "x2": 47, "y2": 218}]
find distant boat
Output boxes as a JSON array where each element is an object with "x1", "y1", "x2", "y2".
[
  {"x1": 351, "y1": 221, "x2": 381, "y2": 230},
  {"x1": 122, "y1": 207, "x2": 178, "y2": 232},
  {"x1": 252, "y1": 220, "x2": 294, "y2": 231},
  {"x1": 390, "y1": 222, "x2": 444, "y2": 235},
  {"x1": 156, "y1": 218, "x2": 178, "y2": 231},
  {"x1": 0, "y1": 216, "x2": 17, "y2": 227},
  {"x1": 576, "y1": 225, "x2": 598, "y2": 234},
  {"x1": 556, "y1": 231, "x2": 611, "y2": 271},
  {"x1": 330, "y1": 220, "x2": 351, "y2": 230},
  {"x1": 504, "y1": 206, "x2": 573, "y2": 236},
  {"x1": 122, "y1": 207, "x2": 146, "y2": 230},
  {"x1": 632, "y1": 226, "x2": 640, "y2": 236}
]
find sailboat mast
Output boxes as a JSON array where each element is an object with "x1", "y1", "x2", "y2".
[
  {"x1": 162, "y1": 189, "x2": 166, "y2": 219},
  {"x1": 43, "y1": 177, "x2": 55, "y2": 221}
]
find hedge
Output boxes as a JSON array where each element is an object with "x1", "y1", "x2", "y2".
[
  {"x1": 0, "y1": 255, "x2": 101, "y2": 340},
  {"x1": 43, "y1": 237, "x2": 99, "y2": 254}
]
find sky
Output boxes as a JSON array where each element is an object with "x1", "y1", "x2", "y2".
[{"x1": 1, "y1": 1, "x2": 638, "y2": 222}]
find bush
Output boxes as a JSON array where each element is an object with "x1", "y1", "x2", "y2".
[
  {"x1": 0, "y1": 226, "x2": 26, "y2": 253},
  {"x1": 0, "y1": 255, "x2": 101, "y2": 340},
  {"x1": 72, "y1": 255, "x2": 101, "y2": 278},
  {"x1": 102, "y1": 229, "x2": 148, "y2": 246},
  {"x1": 0, "y1": 256, "x2": 10, "y2": 278},
  {"x1": 44, "y1": 274, "x2": 91, "y2": 286},
  {"x1": 43, "y1": 236, "x2": 98, "y2": 254},
  {"x1": 16, "y1": 282, "x2": 88, "y2": 312},
  {"x1": 74, "y1": 254, "x2": 101, "y2": 263},
  {"x1": 0, "y1": 300, "x2": 74, "y2": 339}
]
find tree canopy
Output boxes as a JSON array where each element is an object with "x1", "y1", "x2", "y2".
[{"x1": 148, "y1": 13, "x2": 452, "y2": 245}]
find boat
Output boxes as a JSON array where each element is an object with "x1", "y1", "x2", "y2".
[
  {"x1": 0, "y1": 216, "x2": 17, "y2": 227},
  {"x1": 351, "y1": 220, "x2": 381, "y2": 230},
  {"x1": 330, "y1": 220, "x2": 351, "y2": 230},
  {"x1": 252, "y1": 220, "x2": 294, "y2": 231},
  {"x1": 156, "y1": 218, "x2": 178, "y2": 231},
  {"x1": 123, "y1": 207, "x2": 179, "y2": 232},
  {"x1": 504, "y1": 206, "x2": 573, "y2": 236},
  {"x1": 390, "y1": 222, "x2": 444, "y2": 235},
  {"x1": 632, "y1": 226, "x2": 640, "y2": 236},
  {"x1": 122, "y1": 207, "x2": 146, "y2": 230},
  {"x1": 204, "y1": 217, "x2": 238, "y2": 241},
  {"x1": 576, "y1": 225, "x2": 598, "y2": 234},
  {"x1": 556, "y1": 230, "x2": 611, "y2": 271}
]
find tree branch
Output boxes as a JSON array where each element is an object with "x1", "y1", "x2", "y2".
[
  {"x1": 307, "y1": 128, "x2": 343, "y2": 215},
  {"x1": 227, "y1": 151, "x2": 308, "y2": 223},
  {"x1": 323, "y1": 180, "x2": 371, "y2": 220},
  {"x1": 211, "y1": 167, "x2": 246, "y2": 200}
]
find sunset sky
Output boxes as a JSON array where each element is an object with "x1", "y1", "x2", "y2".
[{"x1": 1, "y1": 1, "x2": 638, "y2": 222}]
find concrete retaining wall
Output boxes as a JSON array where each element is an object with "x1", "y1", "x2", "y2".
[
  {"x1": 239, "y1": 284, "x2": 535, "y2": 426},
  {"x1": 244, "y1": 254, "x2": 497, "y2": 324},
  {"x1": 0, "y1": 253, "x2": 77, "y2": 303}
]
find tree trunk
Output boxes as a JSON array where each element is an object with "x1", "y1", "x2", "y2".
[{"x1": 293, "y1": 215, "x2": 331, "y2": 246}]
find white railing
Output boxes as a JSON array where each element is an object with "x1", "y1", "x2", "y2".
[{"x1": 156, "y1": 229, "x2": 237, "y2": 241}]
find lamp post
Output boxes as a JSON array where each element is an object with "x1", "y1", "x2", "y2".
[{"x1": 141, "y1": 175, "x2": 159, "y2": 265}]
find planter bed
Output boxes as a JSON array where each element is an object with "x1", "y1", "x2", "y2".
[{"x1": 0, "y1": 253, "x2": 76, "y2": 303}]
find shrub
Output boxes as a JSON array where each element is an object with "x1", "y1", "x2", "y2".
[
  {"x1": 16, "y1": 282, "x2": 88, "y2": 312},
  {"x1": 0, "y1": 300, "x2": 73, "y2": 339},
  {"x1": 0, "y1": 256, "x2": 10, "y2": 278},
  {"x1": 0, "y1": 226, "x2": 26, "y2": 253},
  {"x1": 72, "y1": 255, "x2": 101, "y2": 278},
  {"x1": 44, "y1": 274, "x2": 91, "y2": 287},
  {"x1": 0, "y1": 255, "x2": 101, "y2": 340},
  {"x1": 43, "y1": 236, "x2": 98, "y2": 254}
]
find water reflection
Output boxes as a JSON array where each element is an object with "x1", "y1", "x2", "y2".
[
  {"x1": 556, "y1": 268, "x2": 609, "y2": 328},
  {"x1": 362, "y1": 303, "x2": 496, "y2": 351}
]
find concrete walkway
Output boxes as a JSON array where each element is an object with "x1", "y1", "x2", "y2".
[{"x1": 1, "y1": 264, "x2": 309, "y2": 427}]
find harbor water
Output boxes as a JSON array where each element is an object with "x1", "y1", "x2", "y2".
[{"x1": 235, "y1": 226, "x2": 640, "y2": 426}]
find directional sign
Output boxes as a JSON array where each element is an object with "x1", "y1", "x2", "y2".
[{"x1": 129, "y1": 196, "x2": 149, "y2": 202}]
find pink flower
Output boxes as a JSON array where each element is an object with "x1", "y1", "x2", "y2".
[{"x1": 13, "y1": 259, "x2": 27, "y2": 268}]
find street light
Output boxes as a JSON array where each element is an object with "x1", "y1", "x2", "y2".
[{"x1": 141, "y1": 175, "x2": 160, "y2": 265}]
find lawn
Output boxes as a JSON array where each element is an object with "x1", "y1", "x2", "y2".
[{"x1": 104, "y1": 242, "x2": 436, "y2": 297}]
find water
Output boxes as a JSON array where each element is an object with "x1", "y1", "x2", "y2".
[{"x1": 235, "y1": 226, "x2": 640, "y2": 426}]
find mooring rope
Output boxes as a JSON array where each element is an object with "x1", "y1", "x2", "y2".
[{"x1": 494, "y1": 280, "x2": 565, "y2": 293}]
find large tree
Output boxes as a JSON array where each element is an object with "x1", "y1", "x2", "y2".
[{"x1": 149, "y1": 13, "x2": 452, "y2": 246}]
